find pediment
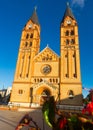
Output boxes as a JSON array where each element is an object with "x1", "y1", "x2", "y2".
[{"x1": 34, "y1": 46, "x2": 59, "y2": 62}]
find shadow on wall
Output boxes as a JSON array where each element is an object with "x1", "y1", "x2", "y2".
[{"x1": 57, "y1": 93, "x2": 83, "y2": 106}]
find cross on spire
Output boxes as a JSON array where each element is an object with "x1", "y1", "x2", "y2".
[
  {"x1": 67, "y1": 2, "x2": 69, "y2": 6},
  {"x1": 34, "y1": 6, "x2": 37, "y2": 11}
]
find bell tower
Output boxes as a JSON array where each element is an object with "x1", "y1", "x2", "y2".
[
  {"x1": 60, "y1": 3, "x2": 82, "y2": 105},
  {"x1": 10, "y1": 8, "x2": 40, "y2": 106},
  {"x1": 14, "y1": 8, "x2": 40, "y2": 81}
]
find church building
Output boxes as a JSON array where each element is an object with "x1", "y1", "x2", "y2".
[{"x1": 10, "y1": 4, "x2": 82, "y2": 107}]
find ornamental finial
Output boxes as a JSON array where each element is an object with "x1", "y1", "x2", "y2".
[
  {"x1": 34, "y1": 6, "x2": 37, "y2": 11},
  {"x1": 67, "y1": 2, "x2": 69, "y2": 6},
  {"x1": 47, "y1": 44, "x2": 49, "y2": 47}
]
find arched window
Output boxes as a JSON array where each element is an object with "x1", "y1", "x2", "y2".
[
  {"x1": 53, "y1": 79, "x2": 55, "y2": 82},
  {"x1": 66, "y1": 39, "x2": 69, "y2": 45},
  {"x1": 50, "y1": 79, "x2": 52, "y2": 82},
  {"x1": 20, "y1": 74, "x2": 22, "y2": 77},
  {"x1": 40, "y1": 79, "x2": 43, "y2": 82},
  {"x1": 68, "y1": 90, "x2": 74, "y2": 99},
  {"x1": 37, "y1": 79, "x2": 39, "y2": 82},
  {"x1": 34, "y1": 79, "x2": 36, "y2": 82},
  {"x1": 73, "y1": 73, "x2": 77, "y2": 78},
  {"x1": 26, "y1": 73, "x2": 28, "y2": 77},
  {"x1": 29, "y1": 56, "x2": 30, "y2": 59},
  {"x1": 65, "y1": 74, "x2": 68, "y2": 78},
  {"x1": 56, "y1": 79, "x2": 58, "y2": 83},
  {"x1": 65, "y1": 30, "x2": 69, "y2": 36},
  {"x1": 26, "y1": 34, "x2": 29, "y2": 39},
  {"x1": 71, "y1": 39, "x2": 75, "y2": 44},
  {"x1": 30, "y1": 33, "x2": 33, "y2": 38},
  {"x1": 25, "y1": 42, "x2": 28, "y2": 47},
  {"x1": 70, "y1": 30, "x2": 74, "y2": 35},
  {"x1": 18, "y1": 89, "x2": 23, "y2": 94}
]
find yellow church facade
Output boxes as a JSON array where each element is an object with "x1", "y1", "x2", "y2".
[{"x1": 10, "y1": 4, "x2": 82, "y2": 107}]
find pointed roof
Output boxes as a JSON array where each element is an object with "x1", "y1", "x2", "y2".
[
  {"x1": 61, "y1": 2, "x2": 75, "y2": 23},
  {"x1": 30, "y1": 7, "x2": 39, "y2": 25}
]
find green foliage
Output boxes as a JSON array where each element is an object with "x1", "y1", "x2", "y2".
[
  {"x1": 42, "y1": 96, "x2": 55, "y2": 128},
  {"x1": 42, "y1": 96, "x2": 93, "y2": 130}
]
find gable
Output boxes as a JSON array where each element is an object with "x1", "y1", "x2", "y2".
[{"x1": 34, "y1": 46, "x2": 59, "y2": 62}]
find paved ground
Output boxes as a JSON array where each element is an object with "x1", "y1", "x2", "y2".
[
  {"x1": 0, "y1": 109, "x2": 52, "y2": 130},
  {"x1": 0, "y1": 110, "x2": 25, "y2": 130}
]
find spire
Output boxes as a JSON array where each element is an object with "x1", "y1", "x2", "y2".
[
  {"x1": 30, "y1": 7, "x2": 39, "y2": 25},
  {"x1": 61, "y1": 2, "x2": 75, "y2": 23}
]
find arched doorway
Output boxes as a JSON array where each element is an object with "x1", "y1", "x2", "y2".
[{"x1": 40, "y1": 89, "x2": 51, "y2": 105}]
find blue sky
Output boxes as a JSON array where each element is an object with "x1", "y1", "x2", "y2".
[{"x1": 0, "y1": 0, "x2": 93, "y2": 97}]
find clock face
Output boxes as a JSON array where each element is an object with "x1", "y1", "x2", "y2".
[
  {"x1": 28, "y1": 24, "x2": 32, "y2": 29},
  {"x1": 41, "y1": 65, "x2": 51, "y2": 75},
  {"x1": 66, "y1": 20, "x2": 71, "y2": 24}
]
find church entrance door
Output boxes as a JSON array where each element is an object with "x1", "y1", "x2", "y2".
[{"x1": 40, "y1": 89, "x2": 51, "y2": 105}]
